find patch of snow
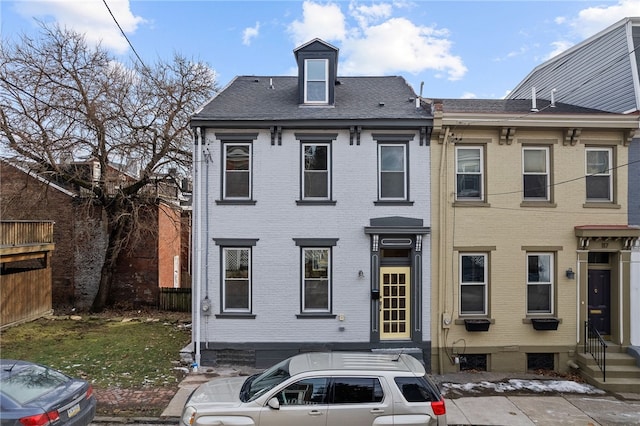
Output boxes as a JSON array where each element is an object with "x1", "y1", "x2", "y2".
[{"x1": 442, "y1": 379, "x2": 605, "y2": 395}]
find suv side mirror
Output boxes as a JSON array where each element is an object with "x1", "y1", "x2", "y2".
[{"x1": 267, "y1": 398, "x2": 280, "y2": 410}]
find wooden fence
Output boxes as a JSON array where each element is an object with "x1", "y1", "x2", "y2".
[
  {"x1": 159, "y1": 287, "x2": 192, "y2": 312},
  {"x1": 1, "y1": 220, "x2": 54, "y2": 246},
  {"x1": 1, "y1": 221, "x2": 55, "y2": 328},
  {"x1": 1, "y1": 268, "x2": 53, "y2": 328}
]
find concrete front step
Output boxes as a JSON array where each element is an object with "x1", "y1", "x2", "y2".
[
  {"x1": 576, "y1": 352, "x2": 640, "y2": 393},
  {"x1": 580, "y1": 364, "x2": 640, "y2": 379},
  {"x1": 577, "y1": 352, "x2": 638, "y2": 366},
  {"x1": 581, "y1": 376, "x2": 640, "y2": 393}
]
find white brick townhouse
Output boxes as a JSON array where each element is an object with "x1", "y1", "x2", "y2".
[{"x1": 189, "y1": 39, "x2": 434, "y2": 368}]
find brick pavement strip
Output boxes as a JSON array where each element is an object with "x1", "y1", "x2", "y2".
[{"x1": 94, "y1": 387, "x2": 177, "y2": 413}]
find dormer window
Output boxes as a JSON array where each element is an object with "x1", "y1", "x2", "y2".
[
  {"x1": 294, "y1": 39, "x2": 338, "y2": 106},
  {"x1": 305, "y1": 59, "x2": 328, "y2": 103}
]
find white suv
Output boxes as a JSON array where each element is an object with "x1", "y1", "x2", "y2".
[{"x1": 181, "y1": 351, "x2": 447, "y2": 426}]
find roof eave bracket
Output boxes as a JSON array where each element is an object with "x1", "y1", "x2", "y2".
[
  {"x1": 270, "y1": 126, "x2": 282, "y2": 145},
  {"x1": 564, "y1": 128, "x2": 581, "y2": 146},
  {"x1": 499, "y1": 127, "x2": 515, "y2": 145}
]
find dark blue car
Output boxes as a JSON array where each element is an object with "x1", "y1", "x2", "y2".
[{"x1": 1, "y1": 359, "x2": 96, "y2": 426}]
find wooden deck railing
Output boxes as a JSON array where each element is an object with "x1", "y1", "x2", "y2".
[{"x1": 0, "y1": 221, "x2": 54, "y2": 247}]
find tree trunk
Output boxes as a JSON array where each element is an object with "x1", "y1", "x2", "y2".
[{"x1": 91, "y1": 202, "x2": 132, "y2": 312}]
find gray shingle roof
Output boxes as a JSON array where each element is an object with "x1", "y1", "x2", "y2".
[
  {"x1": 438, "y1": 98, "x2": 614, "y2": 114},
  {"x1": 192, "y1": 76, "x2": 430, "y2": 123}
]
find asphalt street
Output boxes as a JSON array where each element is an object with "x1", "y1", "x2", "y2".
[{"x1": 92, "y1": 368, "x2": 640, "y2": 425}]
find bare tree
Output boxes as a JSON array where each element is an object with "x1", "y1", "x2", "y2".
[{"x1": 0, "y1": 24, "x2": 217, "y2": 311}]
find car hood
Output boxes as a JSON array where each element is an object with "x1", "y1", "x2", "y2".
[{"x1": 187, "y1": 376, "x2": 248, "y2": 406}]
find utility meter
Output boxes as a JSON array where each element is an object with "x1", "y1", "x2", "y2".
[{"x1": 201, "y1": 297, "x2": 212, "y2": 316}]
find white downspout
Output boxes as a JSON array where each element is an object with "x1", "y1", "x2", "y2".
[
  {"x1": 193, "y1": 127, "x2": 203, "y2": 370},
  {"x1": 631, "y1": 241, "x2": 640, "y2": 346},
  {"x1": 438, "y1": 126, "x2": 449, "y2": 375},
  {"x1": 619, "y1": 254, "x2": 624, "y2": 345}
]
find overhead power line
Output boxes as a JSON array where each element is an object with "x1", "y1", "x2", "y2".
[
  {"x1": 102, "y1": 0, "x2": 147, "y2": 69},
  {"x1": 481, "y1": 158, "x2": 640, "y2": 198}
]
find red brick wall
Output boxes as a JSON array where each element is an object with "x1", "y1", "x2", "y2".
[
  {"x1": 0, "y1": 161, "x2": 87, "y2": 307},
  {"x1": 111, "y1": 205, "x2": 159, "y2": 308},
  {"x1": 158, "y1": 202, "x2": 182, "y2": 288},
  {"x1": 1, "y1": 161, "x2": 189, "y2": 310}
]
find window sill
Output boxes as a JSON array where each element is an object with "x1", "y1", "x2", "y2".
[
  {"x1": 522, "y1": 317, "x2": 561, "y2": 324},
  {"x1": 216, "y1": 200, "x2": 257, "y2": 205},
  {"x1": 296, "y1": 313, "x2": 337, "y2": 319},
  {"x1": 374, "y1": 200, "x2": 414, "y2": 206},
  {"x1": 299, "y1": 104, "x2": 334, "y2": 108},
  {"x1": 582, "y1": 202, "x2": 620, "y2": 209},
  {"x1": 452, "y1": 201, "x2": 490, "y2": 207},
  {"x1": 455, "y1": 317, "x2": 494, "y2": 325},
  {"x1": 520, "y1": 201, "x2": 556, "y2": 208},
  {"x1": 296, "y1": 200, "x2": 337, "y2": 206},
  {"x1": 215, "y1": 313, "x2": 256, "y2": 319}
]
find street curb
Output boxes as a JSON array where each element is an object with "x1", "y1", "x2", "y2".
[{"x1": 93, "y1": 416, "x2": 179, "y2": 424}]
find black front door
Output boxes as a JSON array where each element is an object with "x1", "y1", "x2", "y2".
[{"x1": 588, "y1": 269, "x2": 611, "y2": 335}]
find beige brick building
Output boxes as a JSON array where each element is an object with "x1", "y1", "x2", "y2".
[{"x1": 429, "y1": 99, "x2": 639, "y2": 380}]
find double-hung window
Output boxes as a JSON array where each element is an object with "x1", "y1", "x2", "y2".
[
  {"x1": 302, "y1": 248, "x2": 330, "y2": 312},
  {"x1": 523, "y1": 147, "x2": 549, "y2": 200},
  {"x1": 302, "y1": 143, "x2": 330, "y2": 199},
  {"x1": 526, "y1": 253, "x2": 553, "y2": 314},
  {"x1": 456, "y1": 147, "x2": 483, "y2": 200},
  {"x1": 585, "y1": 147, "x2": 612, "y2": 202},
  {"x1": 460, "y1": 253, "x2": 488, "y2": 315},
  {"x1": 304, "y1": 59, "x2": 328, "y2": 103},
  {"x1": 223, "y1": 143, "x2": 251, "y2": 199},
  {"x1": 378, "y1": 144, "x2": 407, "y2": 200},
  {"x1": 295, "y1": 238, "x2": 337, "y2": 315},
  {"x1": 223, "y1": 247, "x2": 251, "y2": 312}
]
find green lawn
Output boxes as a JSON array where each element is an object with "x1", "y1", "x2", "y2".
[{"x1": 1, "y1": 313, "x2": 192, "y2": 389}]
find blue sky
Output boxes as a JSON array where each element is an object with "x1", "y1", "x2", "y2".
[{"x1": 2, "y1": 0, "x2": 639, "y2": 100}]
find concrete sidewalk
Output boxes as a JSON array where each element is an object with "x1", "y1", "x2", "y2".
[
  {"x1": 161, "y1": 372, "x2": 211, "y2": 419},
  {"x1": 446, "y1": 394, "x2": 640, "y2": 425},
  {"x1": 158, "y1": 369, "x2": 640, "y2": 426}
]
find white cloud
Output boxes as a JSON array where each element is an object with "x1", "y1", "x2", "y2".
[
  {"x1": 349, "y1": 2, "x2": 393, "y2": 28},
  {"x1": 13, "y1": 0, "x2": 145, "y2": 54},
  {"x1": 287, "y1": 1, "x2": 467, "y2": 81},
  {"x1": 552, "y1": 0, "x2": 640, "y2": 45},
  {"x1": 242, "y1": 22, "x2": 260, "y2": 46},
  {"x1": 288, "y1": 1, "x2": 347, "y2": 46},
  {"x1": 461, "y1": 92, "x2": 477, "y2": 99},
  {"x1": 544, "y1": 0, "x2": 640, "y2": 64},
  {"x1": 568, "y1": 0, "x2": 640, "y2": 38},
  {"x1": 544, "y1": 40, "x2": 574, "y2": 60}
]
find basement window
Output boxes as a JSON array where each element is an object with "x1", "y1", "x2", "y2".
[
  {"x1": 527, "y1": 353, "x2": 554, "y2": 372},
  {"x1": 459, "y1": 354, "x2": 487, "y2": 371}
]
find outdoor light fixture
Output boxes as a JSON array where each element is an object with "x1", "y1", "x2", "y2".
[
  {"x1": 566, "y1": 268, "x2": 575, "y2": 279},
  {"x1": 358, "y1": 270, "x2": 365, "y2": 279}
]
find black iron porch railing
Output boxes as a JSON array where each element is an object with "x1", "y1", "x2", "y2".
[{"x1": 584, "y1": 320, "x2": 607, "y2": 382}]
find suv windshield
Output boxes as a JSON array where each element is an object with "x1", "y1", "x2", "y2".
[{"x1": 240, "y1": 359, "x2": 291, "y2": 402}]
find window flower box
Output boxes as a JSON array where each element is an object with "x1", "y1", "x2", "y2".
[
  {"x1": 531, "y1": 318, "x2": 559, "y2": 331},
  {"x1": 464, "y1": 319, "x2": 491, "y2": 332}
]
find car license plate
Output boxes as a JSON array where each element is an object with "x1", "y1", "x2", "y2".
[{"x1": 68, "y1": 403, "x2": 80, "y2": 418}]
